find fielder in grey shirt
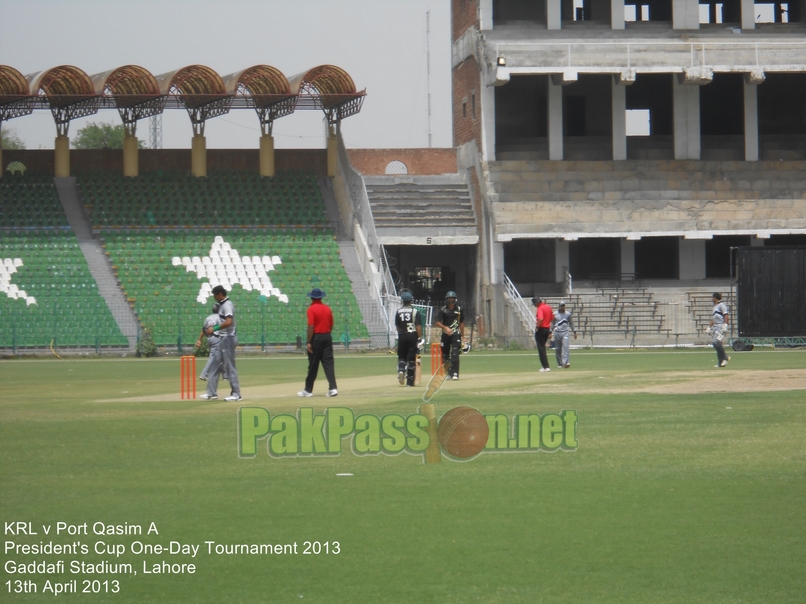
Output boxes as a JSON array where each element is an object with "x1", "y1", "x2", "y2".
[
  {"x1": 201, "y1": 285, "x2": 241, "y2": 401},
  {"x1": 710, "y1": 292, "x2": 730, "y2": 367},
  {"x1": 551, "y1": 301, "x2": 577, "y2": 369}
]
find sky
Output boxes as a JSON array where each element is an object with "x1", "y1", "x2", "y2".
[{"x1": 0, "y1": 0, "x2": 452, "y2": 150}]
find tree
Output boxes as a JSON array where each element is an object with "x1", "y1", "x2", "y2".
[
  {"x1": 1, "y1": 127, "x2": 26, "y2": 150},
  {"x1": 71, "y1": 122, "x2": 145, "y2": 149}
]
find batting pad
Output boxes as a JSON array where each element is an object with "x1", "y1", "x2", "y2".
[{"x1": 422, "y1": 360, "x2": 452, "y2": 403}]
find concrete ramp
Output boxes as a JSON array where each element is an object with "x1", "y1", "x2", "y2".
[{"x1": 53, "y1": 177, "x2": 139, "y2": 350}]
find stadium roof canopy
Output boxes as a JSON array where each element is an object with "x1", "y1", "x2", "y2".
[
  {"x1": 26, "y1": 65, "x2": 99, "y2": 135},
  {"x1": 0, "y1": 63, "x2": 365, "y2": 134}
]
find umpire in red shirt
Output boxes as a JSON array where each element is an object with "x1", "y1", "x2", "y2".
[
  {"x1": 298, "y1": 288, "x2": 338, "y2": 398},
  {"x1": 533, "y1": 296, "x2": 554, "y2": 372}
]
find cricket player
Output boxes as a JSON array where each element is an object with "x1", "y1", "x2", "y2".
[
  {"x1": 298, "y1": 287, "x2": 338, "y2": 397},
  {"x1": 196, "y1": 302, "x2": 224, "y2": 381},
  {"x1": 551, "y1": 301, "x2": 577, "y2": 369},
  {"x1": 201, "y1": 285, "x2": 241, "y2": 401},
  {"x1": 710, "y1": 292, "x2": 731, "y2": 367},
  {"x1": 435, "y1": 291, "x2": 464, "y2": 380},
  {"x1": 395, "y1": 289, "x2": 423, "y2": 387},
  {"x1": 533, "y1": 296, "x2": 554, "y2": 372}
]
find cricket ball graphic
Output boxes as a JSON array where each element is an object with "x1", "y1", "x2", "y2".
[{"x1": 438, "y1": 406, "x2": 489, "y2": 459}]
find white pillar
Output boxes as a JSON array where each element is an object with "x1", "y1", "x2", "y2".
[
  {"x1": 611, "y1": 0, "x2": 625, "y2": 29},
  {"x1": 679, "y1": 239, "x2": 706, "y2": 280},
  {"x1": 481, "y1": 84, "x2": 496, "y2": 161},
  {"x1": 547, "y1": 0, "x2": 562, "y2": 30},
  {"x1": 621, "y1": 239, "x2": 635, "y2": 277},
  {"x1": 612, "y1": 79, "x2": 627, "y2": 160},
  {"x1": 548, "y1": 77, "x2": 564, "y2": 160},
  {"x1": 479, "y1": 0, "x2": 493, "y2": 29},
  {"x1": 491, "y1": 241, "x2": 504, "y2": 284},
  {"x1": 673, "y1": 0, "x2": 700, "y2": 29},
  {"x1": 555, "y1": 239, "x2": 570, "y2": 283},
  {"x1": 743, "y1": 80, "x2": 759, "y2": 162},
  {"x1": 741, "y1": 0, "x2": 755, "y2": 29},
  {"x1": 673, "y1": 77, "x2": 701, "y2": 160}
]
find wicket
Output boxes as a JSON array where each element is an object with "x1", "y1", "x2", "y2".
[
  {"x1": 430, "y1": 343, "x2": 441, "y2": 376},
  {"x1": 180, "y1": 355, "x2": 196, "y2": 399}
]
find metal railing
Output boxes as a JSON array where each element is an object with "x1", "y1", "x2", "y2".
[
  {"x1": 503, "y1": 273, "x2": 536, "y2": 332},
  {"x1": 334, "y1": 132, "x2": 398, "y2": 345}
]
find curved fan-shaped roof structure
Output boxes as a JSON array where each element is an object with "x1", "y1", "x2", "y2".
[
  {"x1": 0, "y1": 65, "x2": 30, "y2": 104},
  {"x1": 222, "y1": 65, "x2": 291, "y2": 107},
  {"x1": 288, "y1": 64, "x2": 363, "y2": 108},
  {"x1": 26, "y1": 65, "x2": 98, "y2": 131},
  {"x1": 155, "y1": 65, "x2": 231, "y2": 131},
  {"x1": 91, "y1": 65, "x2": 161, "y2": 107},
  {"x1": 0, "y1": 65, "x2": 33, "y2": 121},
  {"x1": 155, "y1": 65, "x2": 227, "y2": 108},
  {"x1": 27, "y1": 65, "x2": 95, "y2": 108}
]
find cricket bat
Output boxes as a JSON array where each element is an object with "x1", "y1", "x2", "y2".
[
  {"x1": 414, "y1": 354, "x2": 422, "y2": 385},
  {"x1": 422, "y1": 360, "x2": 451, "y2": 404}
]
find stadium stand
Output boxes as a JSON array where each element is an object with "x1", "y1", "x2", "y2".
[
  {"x1": 0, "y1": 172, "x2": 69, "y2": 228},
  {"x1": 79, "y1": 171, "x2": 327, "y2": 229},
  {"x1": 86, "y1": 171, "x2": 369, "y2": 348},
  {"x1": 0, "y1": 176, "x2": 128, "y2": 348}
]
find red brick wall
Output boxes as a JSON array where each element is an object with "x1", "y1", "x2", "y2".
[
  {"x1": 452, "y1": 56, "x2": 483, "y2": 148},
  {"x1": 2, "y1": 149, "x2": 329, "y2": 177},
  {"x1": 346, "y1": 149, "x2": 458, "y2": 175},
  {"x1": 452, "y1": 0, "x2": 479, "y2": 42}
]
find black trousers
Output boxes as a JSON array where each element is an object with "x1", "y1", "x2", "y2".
[
  {"x1": 441, "y1": 332, "x2": 461, "y2": 376},
  {"x1": 535, "y1": 327, "x2": 551, "y2": 369},
  {"x1": 397, "y1": 333, "x2": 419, "y2": 386},
  {"x1": 305, "y1": 333, "x2": 337, "y2": 393}
]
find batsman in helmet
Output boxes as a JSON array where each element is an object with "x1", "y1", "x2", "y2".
[
  {"x1": 395, "y1": 289, "x2": 423, "y2": 387},
  {"x1": 435, "y1": 291, "x2": 465, "y2": 380}
]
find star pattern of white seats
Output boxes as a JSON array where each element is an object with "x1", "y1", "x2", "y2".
[
  {"x1": 171, "y1": 236, "x2": 289, "y2": 305},
  {"x1": 0, "y1": 258, "x2": 37, "y2": 306}
]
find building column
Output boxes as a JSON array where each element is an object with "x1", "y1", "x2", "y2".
[
  {"x1": 191, "y1": 135, "x2": 207, "y2": 177},
  {"x1": 741, "y1": 0, "x2": 756, "y2": 29},
  {"x1": 123, "y1": 133, "x2": 139, "y2": 177},
  {"x1": 555, "y1": 239, "x2": 570, "y2": 283},
  {"x1": 491, "y1": 241, "x2": 504, "y2": 284},
  {"x1": 259, "y1": 134, "x2": 275, "y2": 177},
  {"x1": 327, "y1": 129, "x2": 338, "y2": 178},
  {"x1": 612, "y1": 78, "x2": 627, "y2": 160},
  {"x1": 481, "y1": 83, "x2": 496, "y2": 161},
  {"x1": 547, "y1": 0, "x2": 561, "y2": 30},
  {"x1": 611, "y1": 0, "x2": 625, "y2": 29},
  {"x1": 673, "y1": 77, "x2": 701, "y2": 160},
  {"x1": 479, "y1": 0, "x2": 494, "y2": 29},
  {"x1": 679, "y1": 239, "x2": 706, "y2": 280},
  {"x1": 548, "y1": 77, "x2": 564, "y2": 160},
  {"x1": 743, "y1": 79, "x2": 759, "y2": 162},
  {"x1": 54, "y1": 135, "x2": 70, "y2": 178},
  {"x1": 621, "y1": 239, "x2": 635, "y2": 278},
  {"x1": 673, "y1": 0, "x2": 700, "y2": 29}
]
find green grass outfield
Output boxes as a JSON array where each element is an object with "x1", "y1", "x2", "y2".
[{"x1": 1, "y1": 349, "x2": 805, "y2": 603}]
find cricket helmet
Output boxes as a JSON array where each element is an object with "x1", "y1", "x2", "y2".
[{"x1": 445, "y1": 291, "x2": 457, "y2": 300}]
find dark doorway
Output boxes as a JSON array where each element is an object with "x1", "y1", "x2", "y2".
[
  {"x1": 706, "y1": 235, "x2": 751, "y2": 278},
  {"x1": 570, "y1": 238, "x2": 620, "y2": 279},
  {"x1": 635, "y1": 237, "x2": 679, "y2": 279}
]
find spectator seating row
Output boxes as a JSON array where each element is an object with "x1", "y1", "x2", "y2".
[
  {"x1": 0, "y1": 173, "x2": 69, "y2": 228},
  {"x1": 79, "y1": 171, "x2": 328, "y2": 228}
]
